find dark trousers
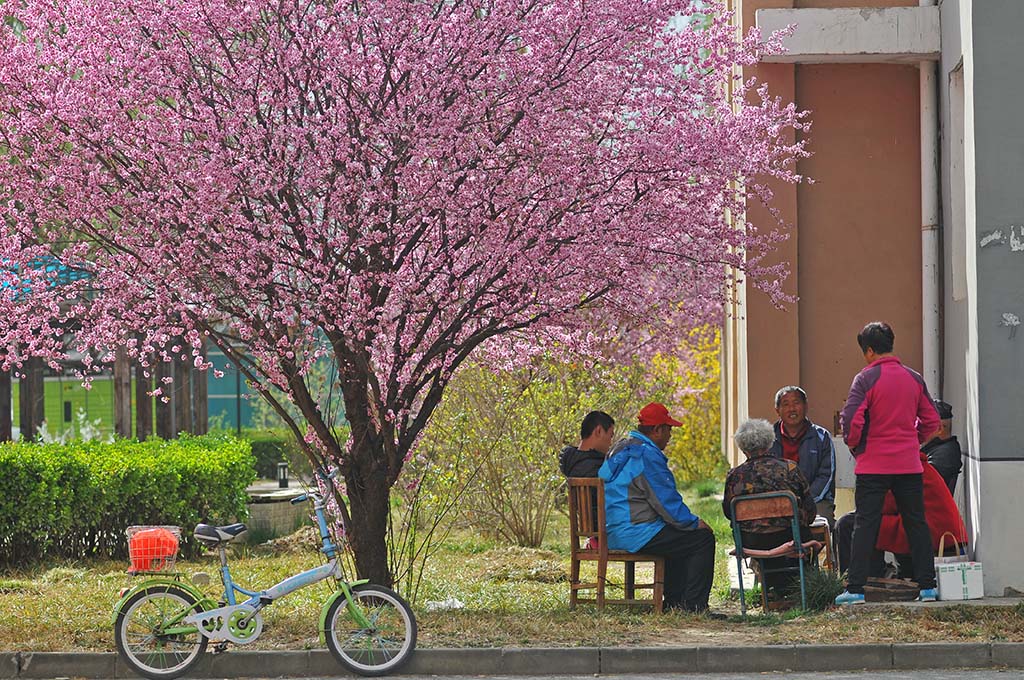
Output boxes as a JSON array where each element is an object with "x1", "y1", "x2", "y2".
[
  {"x1": 835, "y1": 511, "x2": 885, "y2": 577},
  {"x1": 742, "y1": 527, "x2": 812, "y2": 593},
  {"x1": 847, "y1": 473, "x2": 936, "y2": 594},
  {"x1": 640, "y1": 525, "x2": 716, "y2": 612}
]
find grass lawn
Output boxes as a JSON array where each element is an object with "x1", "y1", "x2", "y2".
[{"x1": 1, "y1": 483, "x2": 1023, "y2": 651}]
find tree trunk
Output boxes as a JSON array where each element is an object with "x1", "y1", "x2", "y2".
[
  {"x1": 135, "y1": 358, "x2": 153, "y2": 440},
  {"x1": 18, "y1": 357, "x2": 44, "y2": 441},
  {"x1": 113, "y1": 348, "x2": 132, "y2": 438},
  {"x1": 345, "y1": 439, "x2": 394, "y2": 587},
  {"x1": 155, "y1": 357, "x2": 174, "y2": 438},
  {"x1": 0, "y1": 367, "x2": 11, "y2": 442}
]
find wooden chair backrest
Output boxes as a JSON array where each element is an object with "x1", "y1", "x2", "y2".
[
  {"x1": 732, "y1": 491, "x2": 798, "y2": 523},
  {"x1": 567, "y1": 477, "x2": 605, "y2": 549}
]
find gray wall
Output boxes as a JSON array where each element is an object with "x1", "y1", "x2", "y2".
[
  {"x1": 970, "y1": 1, "x2": 1024, "y2": 463},
  {"x1": 938, "y1": 0, "x2": 1024, "y2": 595}
]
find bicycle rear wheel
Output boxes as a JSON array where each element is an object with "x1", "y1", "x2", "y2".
[
  {"x1": 324, "y1": 584, "x2": 416, "y2": 676},
  {"x1": 114, "y1": 584, "x2": 208, "y2": 680}
]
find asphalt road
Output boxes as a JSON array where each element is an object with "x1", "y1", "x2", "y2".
[
  {"x1": 390, "y1": 673, "x2": 1020, "y2": 680},
  {"x1": 95, "y1": 672, "x2": 1021, "y2": 680}
]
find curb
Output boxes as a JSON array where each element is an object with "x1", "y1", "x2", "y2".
[{"x1": 4, "y1": 643, "x2": 1023, "y2": 677}]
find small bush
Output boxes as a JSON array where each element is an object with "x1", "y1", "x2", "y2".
[
  {"x1": 243, "y1": 428, "x2": 321, "y2": 480},
  {"x1": 791, "y1": 567, "x2": 846, "y2": 611},
  {"x1": 0, "y1": 433, "x2": 255, "y2": 566},
  {"x1": 693, "y1": 479, "x2": 721, "y2": 498}
]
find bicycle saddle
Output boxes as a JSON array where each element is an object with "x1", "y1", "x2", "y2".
[{"x1": 194, "y1": 522, "x2": 249, "y2": 546}]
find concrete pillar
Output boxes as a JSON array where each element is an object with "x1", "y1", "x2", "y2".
[
  {"x1": 135, "y1": 360, "x2": 153, "y2": 440},
  {"x1": 0, "y1": 367, "x2": 11, "y2": 441},
  {"x1": 18, "y1": 357, "x2": 44, "y2": 441},
  {"x1": 113, "y1": 348, "x2": 132, "y2": 439},
  {"x1": 155, "y1": 356, "x2": 174, "y2": 439},
  {"x1": 174, "y1": 351, "x2": 192, "y2": 435},
  {"x1": 193, "y1": 340, "x2": 208, "y2": 436}
]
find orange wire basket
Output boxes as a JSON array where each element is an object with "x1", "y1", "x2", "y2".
[{"x1": 126, "y1": 525, "x2": 181, "y2": 574}]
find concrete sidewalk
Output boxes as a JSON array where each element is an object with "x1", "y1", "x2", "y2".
[{"x1": 4, "y1": 643, "x2": 1023, "y2": 678}]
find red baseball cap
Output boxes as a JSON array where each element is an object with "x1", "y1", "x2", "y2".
[{"x1": 638, "y1": 402, "x2": 683, "y2": 427}]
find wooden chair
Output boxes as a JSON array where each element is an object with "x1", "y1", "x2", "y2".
[
  {"x1": 729, "y1": 491, "x2": 823, "y2": 617},
  {"x1": 567, "y1": 477, "x2": 665, "y2": 613},
  {"x1": 809, "y1": 515, "x2": 836, "y2": 573}
]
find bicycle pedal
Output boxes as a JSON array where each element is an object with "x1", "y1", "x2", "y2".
[{"x1": 212, "y1": 642, "x2": 230, "y2": 655}]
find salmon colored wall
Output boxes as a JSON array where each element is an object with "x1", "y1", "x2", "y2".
[
  {"x1": 794, "y1": 62, "x2": 923, "y2": 429},
  {"x1": 795, "y1": 0, "x2": 916, "y2": 7},
  {"x1": 737, "y1": 1, "x2": 923, "y2": 431}
]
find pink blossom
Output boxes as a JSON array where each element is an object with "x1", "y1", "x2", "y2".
[{"x1": 0, "y1": 0, "x2": 807, "y2": 581}]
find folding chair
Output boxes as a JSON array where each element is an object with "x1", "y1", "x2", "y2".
[
  {"x1": 730, "y1": 491, "x2": 823, "y2": 616},
  {"x1": 567, "y1": 477, "x2": 664, "y2": 612}
]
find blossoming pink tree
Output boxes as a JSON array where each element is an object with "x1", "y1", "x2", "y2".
[{"x1": 0, "y1": 0, "x2": 807, "y2": 583}]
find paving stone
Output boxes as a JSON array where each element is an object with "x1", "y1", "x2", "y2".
[
  {"x1": 991, "y1": 642, "x2": 1024, "y2": 669},
  {"x1": 499, "y1": 648, "x2": 598, "y2": 675},
  {"x1": 600, "y1": 647, "x2": 702, "y2": 674},
  {"x1": 113, "y1": 649, "x2": 214, "y2": 678},
  {"x1": 790, "y1": 644, "x2": 892, "y2": 671},
  {"x1": 206, "y1": 651, "x2": 308, "y2": 678},
  {"x1": 892, "y1": 642, "x2": 991, "y2": 669},
  {"x1": 403, "y1": 648, "x2": 505, "y2": 675},
  {"x1": 0, "y1": 654, "x2": 18, "y2": 680},
  {"x1": 18, "y1": 653, "x2": 115, "y2": 679},
  {"x1": 696, "y1": 645, "x2": 798, "y2": 673}
]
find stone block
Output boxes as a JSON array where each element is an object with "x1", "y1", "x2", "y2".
[
  {"x1": 207, "y1": 651, "x2": 308, "y2": 678},
  {"x1": 696, "y1": 645, "x2": 798, "y2": 673},
  {"x1": 500, "y1": 648, "x2": 598, "y2": 675},
  {"x1": 790, "y1": 644, "x2": 892, "y2": 671},
  {"x1": 600, "y1": 647, "x2": 701, "y2": 674},
  {"x1": 992, "y1": 642, "x2": 1024, "y2": 669},
  {"x1": 19, "y1": 652, "x2": 115, "y2": 679},
  {"x1": 892, "y1": 642, "x2": 991, "y2": 669},
  {"x1": 403, "y1": 648, "x2": 504, "y2": 675},
  {"x1": 0, "y1": 654, "x2": 18, "y2": 679}
]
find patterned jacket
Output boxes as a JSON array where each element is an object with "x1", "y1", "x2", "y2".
[{"x1": 722, "y1": 451, "x2": 816, "y2": 533}]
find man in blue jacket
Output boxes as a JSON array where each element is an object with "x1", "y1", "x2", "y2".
[
  {"x1": 599, "y1": 402, "x2": 716, "y2": 613},
  {"x1": 769, "y1": 386, "x2": 836, "y2": 526}
]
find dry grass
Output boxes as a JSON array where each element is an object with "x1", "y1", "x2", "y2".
[{"x1": 2, "y1": 485, "x2": 1023, "y2": 652}]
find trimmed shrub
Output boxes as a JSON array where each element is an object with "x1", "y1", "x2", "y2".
[
  {"x1": 245, "y1": 430, "x2": 312, "y2": 480},
  {"x1": 0, "y1": 433, "x2": 255, "y2": 566}
]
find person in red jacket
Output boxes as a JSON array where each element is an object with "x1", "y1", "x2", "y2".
[
  {"x1": 835, "y1": 322, "x2": 941, "y2": 605},
  {"x1": 835, "y1": 452, "x2": 966, "y2": 576}
]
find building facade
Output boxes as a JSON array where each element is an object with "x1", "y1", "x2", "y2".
[{"x1": 723, "y1": 0, "x2": 1024, "y2": 596}]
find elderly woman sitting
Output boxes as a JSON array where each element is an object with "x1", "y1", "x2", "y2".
[{"x1": 723, "y1": 418, "x2": 817, "y2": 594}]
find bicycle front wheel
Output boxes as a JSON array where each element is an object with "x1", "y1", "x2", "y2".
[
  {"x1": 114, "y1": 584, "x2": 208, "y2": 680},
  {"x1": 325, "y1": 584, "x2": 417, "y2": 676}
]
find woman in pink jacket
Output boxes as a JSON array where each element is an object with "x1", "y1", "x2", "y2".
[{"x1": 835, "y1": 322, "x2": 941, "y2": 605}]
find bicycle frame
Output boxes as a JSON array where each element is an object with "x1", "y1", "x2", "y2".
[{"x1": 213, "y1": 489, "x2": 345, "y2": 606}]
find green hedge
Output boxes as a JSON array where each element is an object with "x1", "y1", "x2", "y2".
[
  {"x1": 246, "y1": 430, "x2": 311, "y2": 480},
  {"x1": 0, "y1": 434, "x2": 256, "y2": 566}
]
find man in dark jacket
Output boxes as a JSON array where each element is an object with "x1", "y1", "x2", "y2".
[
  {"x1": 921, "y1": 399, "x2": 963, "y2": 494},
  {"x1": 769, "y1": 385, "x2": 836, "y2": 526},
  {"x1": 559, "y1": 411, "x2": 615, "y2": 477}
]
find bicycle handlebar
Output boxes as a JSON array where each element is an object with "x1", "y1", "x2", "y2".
[{"x1": 289, "y1": 468, "x2": 337, "y2": 506}]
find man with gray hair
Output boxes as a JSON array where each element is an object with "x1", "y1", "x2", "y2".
[{"x1": 724, "y1": 419, "x2": 817, "y2": 595}]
